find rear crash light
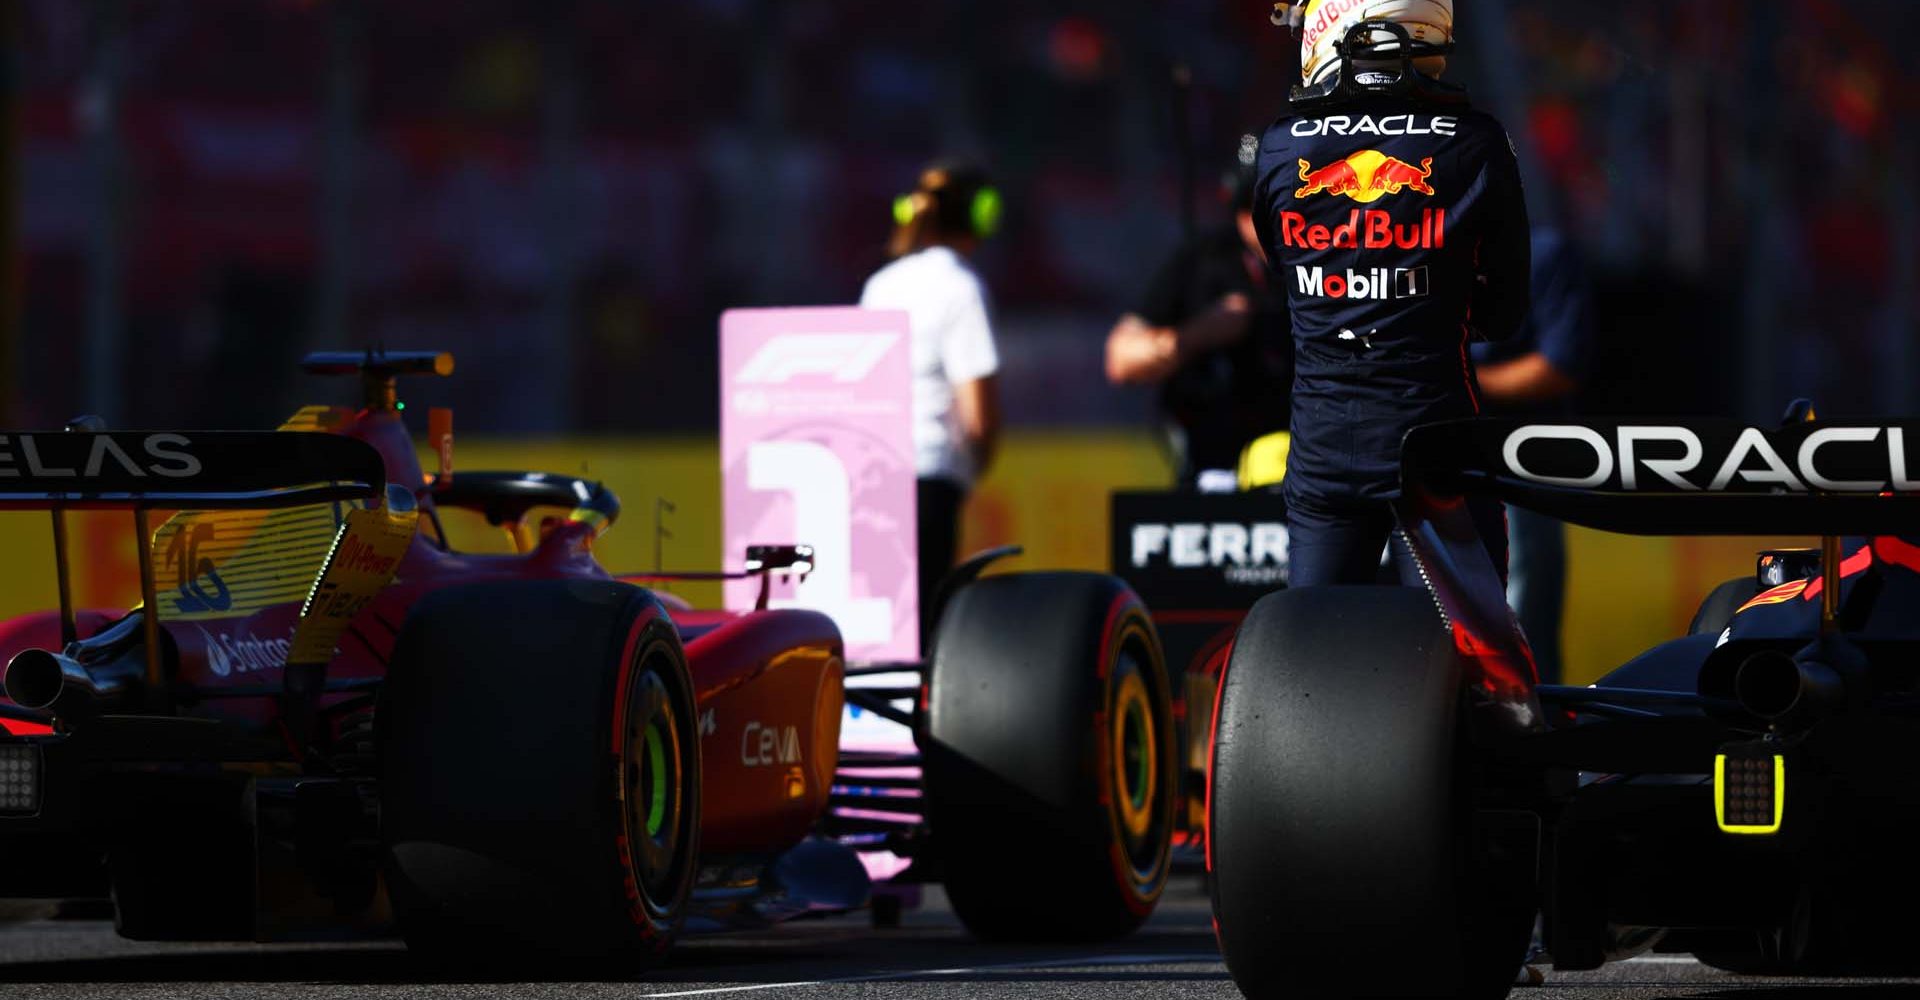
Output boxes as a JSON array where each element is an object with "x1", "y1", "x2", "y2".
[
  {"x1": 0, "y1": 744, "x2": 40, "y2": 815},
  {"x1": 1714, "y1": 747, "x2": 1784, "y2": 835}
]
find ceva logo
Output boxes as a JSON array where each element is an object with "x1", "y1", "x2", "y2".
[
  {"x1": 741, "y1": 721, "x2": 802, "y2": 767},
  {"x1": 735, "y1": 334, "x2": 900, "y2": 385}
]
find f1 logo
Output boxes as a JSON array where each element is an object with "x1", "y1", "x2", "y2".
[
  {"x1": 1394, "y1": 266, "x2": 1429, "y2": 298},
  {"x1": 735, "y1": 334, "x2": 901, "y2": 385}
]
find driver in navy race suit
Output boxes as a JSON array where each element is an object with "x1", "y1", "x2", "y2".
[{"x1": 1256, "y1": 0, "x2": 1531, "y2": 587}]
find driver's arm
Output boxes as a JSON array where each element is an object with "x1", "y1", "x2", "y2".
[{"x1": 953, "y1": 374, "x2": 1002, "y2": 475}]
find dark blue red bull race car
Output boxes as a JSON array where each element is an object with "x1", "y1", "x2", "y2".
[
  {"x1": 1208, "y1": 411, "x2": 1920, "y2": 998},
  {"x1": 0, "y1": 351, "x2": 1176, "y2": 964}
]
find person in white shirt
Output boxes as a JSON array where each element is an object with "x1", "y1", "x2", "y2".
[{"x1": 859, "y1": 162, "x2": 1005, "y2": 617}]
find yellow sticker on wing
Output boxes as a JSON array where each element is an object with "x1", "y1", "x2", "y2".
[
  {"x1": 152, "y1": 504, "x2": 351, "y2": 622},
  {"x1": 288, "y1": 506, "x2": 418, "y2": 664}
]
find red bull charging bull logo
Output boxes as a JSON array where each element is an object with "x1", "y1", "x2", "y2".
[{"x1": 1295, "y1": 150, "x2": 1435, "y2": 204}]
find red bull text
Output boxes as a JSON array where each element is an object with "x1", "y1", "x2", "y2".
[{"x1": 1277, "y1": 207, "x2": 1446, "y2": 251}]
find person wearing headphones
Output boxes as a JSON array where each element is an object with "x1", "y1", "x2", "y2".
[
  {"x1": 860, "y1": 162, "x2": 1006, "y2": 613},
  {"x1": 1256, "y1": 0, "x2": 1531, "y2": 587}
]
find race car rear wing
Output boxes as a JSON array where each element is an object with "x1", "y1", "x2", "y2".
[
  {"x1": 0, "y1": 431, "x2": 384, "y2": 511},
  {"x1": 0, "y1": 431, "x2": 390, "y2": 690},
  {"x1": 1396, "y1": 418, "x2": 1920, "y2": 692},
  {"x1": 1401, "y1": 418, "x2": 1920, "y2": 537}
]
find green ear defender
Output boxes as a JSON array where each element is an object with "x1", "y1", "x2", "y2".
[
  {"x1": 892, "y1": 185, "x2": 1003, "y2": 239},
  {"x1": 969, "y1": 186, "x2": 1004, "y2": 239}
]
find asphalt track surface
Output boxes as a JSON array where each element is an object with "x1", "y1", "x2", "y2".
[{"x1": 3, "y1": 882, "x2": 1919, "y2": 999}]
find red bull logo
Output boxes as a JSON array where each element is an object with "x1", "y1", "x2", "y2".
[
  {"x1": 1278, "y1": 208, "x2": 1446, "y2": 251},
  {"x1": 1295, "y1": 151, "x2": 1436, "y2": 204}
]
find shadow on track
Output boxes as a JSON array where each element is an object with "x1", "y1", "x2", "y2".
[
  {"x1": 1681, "y1": 982, "x2": 1920, "y2": 990},
  {"x1": 0, "y1": 925, "x2": 1222, "y2": 987}
]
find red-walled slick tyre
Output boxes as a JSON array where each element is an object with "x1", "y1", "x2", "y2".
[
  {"x1": 921, "y1": 572, "x2": 1174, "y2": 942},
  {"x1": 1209, "y1": 587, "x2": 1534, "y2": 1000},
  {"x1": 379, "y1": 580, "x2": 700, "y2": 966}
]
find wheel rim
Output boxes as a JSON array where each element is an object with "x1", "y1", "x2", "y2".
[
  {"x1": 1107, "y1": 639, "x2": 1170, "y2": 888},
  {"x1": 643, "y1": 722, "x2": 668, "y2": 838},
  {"x1": 622, "y1": 656, "x2": 690, "y2": 905},
  {"x1": 1111, "y1": 667, "x2": 1157, "y2": 840}
]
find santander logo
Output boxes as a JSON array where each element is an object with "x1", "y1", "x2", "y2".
[{"x1": 195, "y1": 625, "x2": 293, "y2": 678}]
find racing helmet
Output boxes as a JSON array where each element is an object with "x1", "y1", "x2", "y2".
[{"x1": 1274, "y1": 1, "x2": 1455, "y2": 97}]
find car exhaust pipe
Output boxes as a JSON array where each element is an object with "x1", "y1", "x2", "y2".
[
  {"x1": 1732, "y1": 648, "x2": 1843, "y2": 728},
  {"x1": 4, "y1": 648, "x2": 130, "y2": 717}
]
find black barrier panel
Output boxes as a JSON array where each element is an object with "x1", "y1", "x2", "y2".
[
  {"x1": 0, "y1": 432, "x2": 386, "y2": 509},
  {"x1": 1110, "y1": 491, "x2": 1290, "y2": 611},
  {"x1": 1402, "y1": 418, "x2": 1920, "y2": 536}
]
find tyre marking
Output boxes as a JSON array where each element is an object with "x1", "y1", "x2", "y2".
[
  {"x1": 608, "y1": 605, "x2": 677, "y2": 936},
  {"x1": 1093, "y1": 591, "x2": 1133, "y2": 681},
  {"x1": 611, "y1": 606, "x2": 663, "y2": 752},
  {"x1": 1096, "y1": 601, "x2": 1168, "y2": 917},
  {"x1": 1204, "y1": 636, "x2": 1233, "y2": 875}
]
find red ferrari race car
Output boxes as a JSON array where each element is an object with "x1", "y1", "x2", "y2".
[{"x1": 0, "y1": 351, "x2": 1174, "y2": 962}]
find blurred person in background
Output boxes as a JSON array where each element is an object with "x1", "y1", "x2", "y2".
[
  {"x1": 1105, "y1": 137, "x2": 1294, "y2": 491},
  {"x1": 1472, "y1": 226, "x2": 1593, "y2": 685},
  {"x1": 1256, "y1": 0, "x2": 1529, "y2": 587},
  {"x1": 860, "y1": 162, "x2": 1006, "y2": 617}
]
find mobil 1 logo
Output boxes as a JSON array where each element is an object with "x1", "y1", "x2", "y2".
[{"x1": 1296, "y1": 264, "x2": 1429, "y2": 301}]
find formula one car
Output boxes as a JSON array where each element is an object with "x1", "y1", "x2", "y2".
[
  {"x1": 0, "y1": 351, "x2": 1173, "y2": 961},
  {"x1": 1209, "y1": 413, "x2": 1920, "y2": 998}
]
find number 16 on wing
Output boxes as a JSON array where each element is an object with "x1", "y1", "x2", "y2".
[{"x1": 720, "y1": 308, "x2": 920, "y2": 661}]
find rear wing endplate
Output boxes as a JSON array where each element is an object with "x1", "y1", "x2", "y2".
[{"x1": 1401, "y1": 418, "x2": 1920, "y2": 536}]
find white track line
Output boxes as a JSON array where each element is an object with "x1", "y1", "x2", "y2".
[
  {"x1": 1624, "y1": 955, "x2": 1701, "y2": 965},
  {"x1": 641, "y1": 952, "x2": 1221, "y2": 997}
]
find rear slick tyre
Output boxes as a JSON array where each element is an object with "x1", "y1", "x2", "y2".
[
  {"x1": 1209, "y1": 587, "x2": 1534, "y2": 1000},
  {"x1": 921, "y1": 572, "x2": 1174, "y2": 942},
  {"x1": 379, "y1": 580, "x2": 700, "y2": 967}
]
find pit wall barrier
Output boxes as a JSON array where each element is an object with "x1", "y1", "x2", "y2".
[{"x1": 0, "y1": 431, "x2": 1803, "y2": 687}]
